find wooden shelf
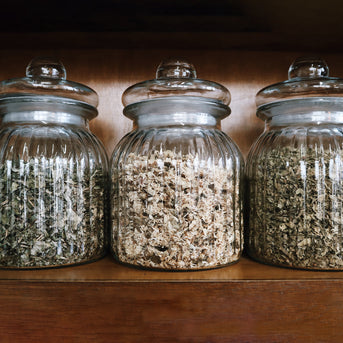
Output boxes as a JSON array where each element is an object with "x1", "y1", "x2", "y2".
[
  {"x1": 2, "y1": 255, "x2": 343, "y2": 283},
  {"x1": 1, "y1": 256, "x2": 343, "y2": 342}
]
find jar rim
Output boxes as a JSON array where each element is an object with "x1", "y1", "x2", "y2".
[
  {"x1": 0, "y1": 95, "x2": 98, "y2": 120},
  {"x1": 257, "y1": 97, "x2": 343, "y2": 121}
]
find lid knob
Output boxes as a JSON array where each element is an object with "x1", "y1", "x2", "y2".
[
  {"x1": 122, "y1": 57, "x2": 230, "y2": 107},
  {"x1": 288, "y1": 56, "x2": 329, "y2": 79},
  {"x1": 26, "y1": 57, "x2": 67, "y2": 80},
  {"x1": 156, "y1": 58, "x2": 197, "y2": 79}
]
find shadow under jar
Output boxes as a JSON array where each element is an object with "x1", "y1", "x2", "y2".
[
  {"x1": 111, "y1": 59, "x2": 243, "y2": 271},
  {"x1": 0, "y1": 57, "x2": 108, "y2": 268},
  {"x1": 246, "y1": 56, "x2": 343, "y2": 270}
]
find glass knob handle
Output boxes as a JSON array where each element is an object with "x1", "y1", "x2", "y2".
[
  {"x1": 26, "y1": 57, "x2": 67, "y2": 80},
  {"x1": 156, "y1": 58, "x2": 197, "y2": 79},
  {"x1": 288, "y1": 56, "x2": 329, "y2": 79}
]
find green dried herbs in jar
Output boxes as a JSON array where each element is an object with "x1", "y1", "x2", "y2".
[
  {"x1": 0, "y1": 57, "x2": 108, "y2": 268},
  {"x1": 247, "y1": 56, "x2": 343, "y2": 270}
]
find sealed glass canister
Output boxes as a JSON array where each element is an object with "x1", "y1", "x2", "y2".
[
  {"x1": 0, "y1": 57, "x2": 108, "y2": 268},
  {"x1": 111, "y1": 59, "x2": 243, "y2": 270},
  {"x1": 247, "y1": 57, "x2": 343, "y2": 270}
]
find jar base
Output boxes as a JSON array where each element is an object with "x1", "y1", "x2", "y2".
[
  {"x1": 110, "y1": 251, "x2": 241, "y2": 272},
  {"x1": 0, "y1": 252, "x2": 107, "y2": 270},
  {"x1": 247, "y1": 250, "x2": 343, "y2": 271}
]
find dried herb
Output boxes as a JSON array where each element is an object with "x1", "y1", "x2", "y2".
[
  {"x1": 112, "y1": 150, "x2": 242, "y2": 270},
  {"x1": 247, "y1": 145, "x2": 343, "y2": 269},
  {"x1": 0, "y1": 157, "x2": 107, "y2": 268}
]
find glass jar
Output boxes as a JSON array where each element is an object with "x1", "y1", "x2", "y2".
[
  {"x1": 0, "y1": 57, "x2": 108, "y2": 268},
  {"x1": 110, "y1": 58, "x2": 243, "y2": 270},
  {"x1": 246, "y1": 56, "x2": 343, "y2": 270}
]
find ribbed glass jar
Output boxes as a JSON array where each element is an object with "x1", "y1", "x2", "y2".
[
  {"x1": 111, "y1": 59, "x2": 243, "y2": 270},
  {"x1": 246, "y1": 57, "x2": 343, "y2": 270},
  {"x1": 0, "y1": 58, "x2": 108, "y2": 268}
]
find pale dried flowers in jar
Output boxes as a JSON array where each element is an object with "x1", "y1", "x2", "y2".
[
  {"x1": 112, "y1": 149, "x2": 242, "y2": 270},
  {"x1": 111, "y1": 58, "x2": 243, "y2": 270}
]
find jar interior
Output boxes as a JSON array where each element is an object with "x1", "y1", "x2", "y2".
[
  {"x1": 0, "y1": 124, "x2": 108, "y2": 268},
  {"x1": 247, "y1": 125, "x2": 343, "y2": 269},
  {"x1": 111, "y1": 127, "x2": 243, "y2": 270}
]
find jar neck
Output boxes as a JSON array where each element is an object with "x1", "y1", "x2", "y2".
[
  {"x1": 134, "y1": 112, "x2": 221, "y2": 129},
  {"x1": 0, "y1": 96, "x2": 97, "y2": 128},
  {"x1": 1, "y1": 111, "x2": 89, "y2": 128},
  {"x1": 124, "y1": 96, "x2": 229, "y2": 130},
  {"x1": 266, "y1": 111, "x2": 343, "y2": 129}
]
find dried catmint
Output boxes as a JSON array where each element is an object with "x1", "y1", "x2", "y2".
[
  {"x1": 247, "y1": 145, "x2": 343, "y2": 270},
  {"x1": 0, "y1": 157, "x2": 107, "y2": 268}
]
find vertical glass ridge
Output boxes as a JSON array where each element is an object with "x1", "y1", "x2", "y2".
[
  {"x1": 247, "y1": 124, "x2": 343, "y2": 270},
  {"x1": 111, "y1": 126, "x2": 243, "y2": 270},
  {"x1": 0, "y1": 123, "x2": 108, "y2": 268}
]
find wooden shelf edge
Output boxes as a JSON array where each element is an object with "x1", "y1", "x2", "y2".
[
  {"x1": 0, "y1": 279, "x2": 342, "y2": 342},
  {"x1": 1, "y1": 255, "x2": 343, "y2": 283}
]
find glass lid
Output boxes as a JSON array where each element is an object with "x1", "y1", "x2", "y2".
[
  {"x1": 256, "y1": 56, "x2": 343, "y2": 117},
  {"x1": 0, "y1": 57, "x2": 98, "y2": 108},
  {"x1": 122, "y1": 58, "x2": 231, "y2": 107}
]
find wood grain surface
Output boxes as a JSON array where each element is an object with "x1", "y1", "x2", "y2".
[
  {"x1": 0, "y1": 280, "x2": 342, "y2": 342},
  {"x1": 1, "y1": 256, "x2": 343, "y2": 342},
  {"x1": 1, "y1": 256, "x2": 343, "y2": 282}
]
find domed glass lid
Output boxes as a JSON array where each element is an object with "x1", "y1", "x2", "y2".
[
  {"x1": 256, "y1": 57, "x2": 343, "y2": 114},
  {"x1": 122, "y1": 58, "x2": 231, "y2": 107},
  {"x1": 0, "y1": 57, "x2": 98, "y2": 108}
]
